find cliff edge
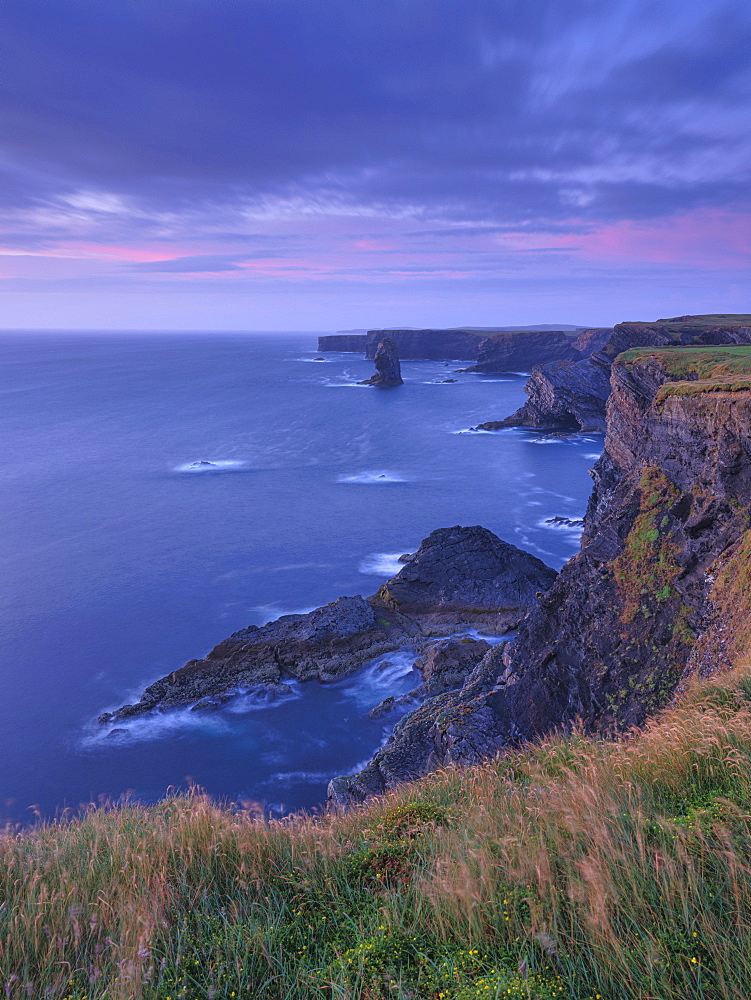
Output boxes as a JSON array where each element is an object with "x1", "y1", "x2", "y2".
[
  {"x1": 330, "y1": 345, "x2": 751, "y2": 805},
  {"x1": 483, "y1": 314, "x2": 751, "y2": 433}
]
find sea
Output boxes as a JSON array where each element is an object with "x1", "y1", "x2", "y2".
[{"x1": 0, "y1": 331, "x2": 602, "y2": 824}]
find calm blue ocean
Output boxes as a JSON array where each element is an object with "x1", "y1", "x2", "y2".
[{"x1": 0, "y1": 332, "x2": 601, "y2": 823}]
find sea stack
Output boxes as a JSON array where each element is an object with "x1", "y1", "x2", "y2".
[{"x1": 360, "y1": 336, "x2": 403, "y2": 387}]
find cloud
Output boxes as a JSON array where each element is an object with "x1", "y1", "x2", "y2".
[
  {"x1": 0, "y1": 0, "x2": 748, "y2": 230},
  {"x1": 0, "y1": 0, "x2": 748, "y2": 329},
  {"x1": 130, "y1": 254, "x2": 252, "y2": 273}
]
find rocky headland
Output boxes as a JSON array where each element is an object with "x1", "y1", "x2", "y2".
[
  {"x1": 359, "y1": 336, "x2": 403, "y2": 386},
  {"x1": 480, "y1": 314, "x2": 751, "y2": 433},
  {"x1": 329, "y1": 341, "x2": 751, "y2": 805},
  {"x1": 464, "y1": 329, "x2": 589, "y2": 373},
  {"x1": 316, "y1": 334, "x2": 367, "y2": 352},
  {"x1": 99, "y1": 526, "x2": 555, "y2": 726},
  {"x1": 365, "y1": 328, "x2": 487, "y2": 360},
  {"x1": 318, "y1": 326, "x2": 590, "y2": 363}
]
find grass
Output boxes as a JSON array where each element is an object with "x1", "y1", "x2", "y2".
[
  {"x1": 5, "y1": 669, "x2": 751, "y2": 998},
  {"x1": 616, "y1": 346, "x2": 751, "y2": 401}
]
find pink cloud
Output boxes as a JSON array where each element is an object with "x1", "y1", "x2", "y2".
[{"x1": 571, "y1": 209, "x2": 751, "y2": 268}]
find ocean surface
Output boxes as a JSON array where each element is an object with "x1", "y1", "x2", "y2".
[{"x1": 0, "y1": 332, "x2": 602, "y2": 824}]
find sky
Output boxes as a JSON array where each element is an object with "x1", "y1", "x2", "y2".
[{"x1": 0, "y1": 0, "x2": 749, "y2": 330}]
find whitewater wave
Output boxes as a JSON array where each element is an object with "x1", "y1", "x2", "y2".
[
  {"x1": 358, "y1": 552, "x2": 406, "y2": 576},
  {"x1": 226, "y1": 683, "x2": 301, "y2": 714},
  {"x1": 267, "y1": 770, "x2": 336, "y2": 787},
  {"x1": 452, "y1": 427, "x2": 503, "y2": 435},
  {"x1": 174, "y1": 459, "x2": 247, "y2": 473},
  {"x1": 538, "y1": 516, "x2": 584, "y2": 535},
  {"x1": 82, "y1": 708, "x2": 232, "y2": 748}
]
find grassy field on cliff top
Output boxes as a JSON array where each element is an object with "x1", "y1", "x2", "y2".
[
  {"x1": 620, "y1": 345, "x2": 751, "y2": 399},
  {"x1": 5, "y1": 669, "x2": 751, "y2": 999}
]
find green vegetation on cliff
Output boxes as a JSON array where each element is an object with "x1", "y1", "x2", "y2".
[
  {"x1": 5, "y1": 668, "x2": 751, "y2": 1000},
  {"x1": 620, "y1": 345, "x2": 751, "y2": 399}
]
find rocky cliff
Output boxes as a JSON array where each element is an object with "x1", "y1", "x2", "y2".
[
  {"x1": 365, "y1": 329, "x2": 487, "y2": 360},
  {"x1": 488, "y1": 315, "x2": 751, "y2": 432},
  {"x1": 330, "y1": 345, "x2": 751, "y2": 805},
  {"x1": 466, "y1": 330, "x2": 583, "y2": 373},
  {"x1": 317, "y1": 334, "x2": 368, "y2": 352}
]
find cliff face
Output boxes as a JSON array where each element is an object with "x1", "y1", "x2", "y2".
[
  {"x1": 497, "y1": 347, "x2": 751, "y2": 735},
  {"x1": 478, "y1": 356, "x2": 612, "y2": 432},
  {"x1": 494, "y1": 316, "x2": 751, "y2": 432},
  {"x1": 330, "y1": 346, "x2": 751, "y2": 805},
  {"x1": 365, "y1": 329, "x2": 486, "y2": 360},
  {"x1": 317, "y1": 334, "x2": 367, "y2": 352},
  {"x1": 466, "y1": 330, "x2": 581, "y2": 372}
]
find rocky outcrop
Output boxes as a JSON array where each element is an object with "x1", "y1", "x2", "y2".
[
  {"x1": 317, "y1": 334, "x2": 367, "y2": 352},
  {"x1": 101, "y1": 526, "x2": 551, "y2": 725},
  {"x1": 371, "y1": 525, "x2": 557, "y2": 632},
  {"x1": 491, "y1": 315, "x2": 751, "y2": 433},
  {"x1": 360, "y1": 337, "x2": 403, "y2": 387},
  {"x1": 330, "y1": 344, "x2": 751, "y2": 806},
  {"x1": 365, "y1": 328, "x2": 486, "y2": 360},
  {"x1": 328, "y1": 643, "x2": 515, "y2": 806},
  {"x1": 99, "y1": 596, "x2": 420, "y2": 723},
  {"x1": 466, "y1": 330, "x2": 581, "y2": 373},
  {"x1": 476, "y1": 356, "x2": 612, "y2": 432}
]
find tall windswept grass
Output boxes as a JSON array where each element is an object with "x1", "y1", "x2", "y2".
[{"x1": 3, "y1": 667, "x2": 751, "y2": 999}]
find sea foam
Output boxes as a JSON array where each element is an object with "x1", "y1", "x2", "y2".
[
  {"x1": 358, "y1": 552, "x2": 407, "y2": 576},
  {"x1": 174, "y1": 459, "x2": 247, "y2": 473}
]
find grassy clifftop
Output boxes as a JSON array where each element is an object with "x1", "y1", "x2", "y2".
[
  {"x1": 4, "y1": 667, "x2": 751, "y2": 1000},
  {"x1": 620, "y1": 345, "x2": 751, "y2": 400}
]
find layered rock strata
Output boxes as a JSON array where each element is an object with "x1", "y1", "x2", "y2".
[
  {"x1": 360, "y1": 336, "x2": 403, "y2": 387},
  {"x1": 490, "y1": 315, "x2": 751, "y2": 433},
  {"x1": 330, "y1": 345, "x2": 751, "y2": 806}
]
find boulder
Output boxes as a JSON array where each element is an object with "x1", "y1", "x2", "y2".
[{"x1": 372, "y1": 525, "x2": 556, "y2": 631}]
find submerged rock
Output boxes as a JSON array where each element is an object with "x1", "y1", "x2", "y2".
[
  {"x1": 372, "y1": 525, "x2": 556, "y2": 632},
  {"x1": 360, "y1": 337, "x2": 403, "y2": 387}
]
